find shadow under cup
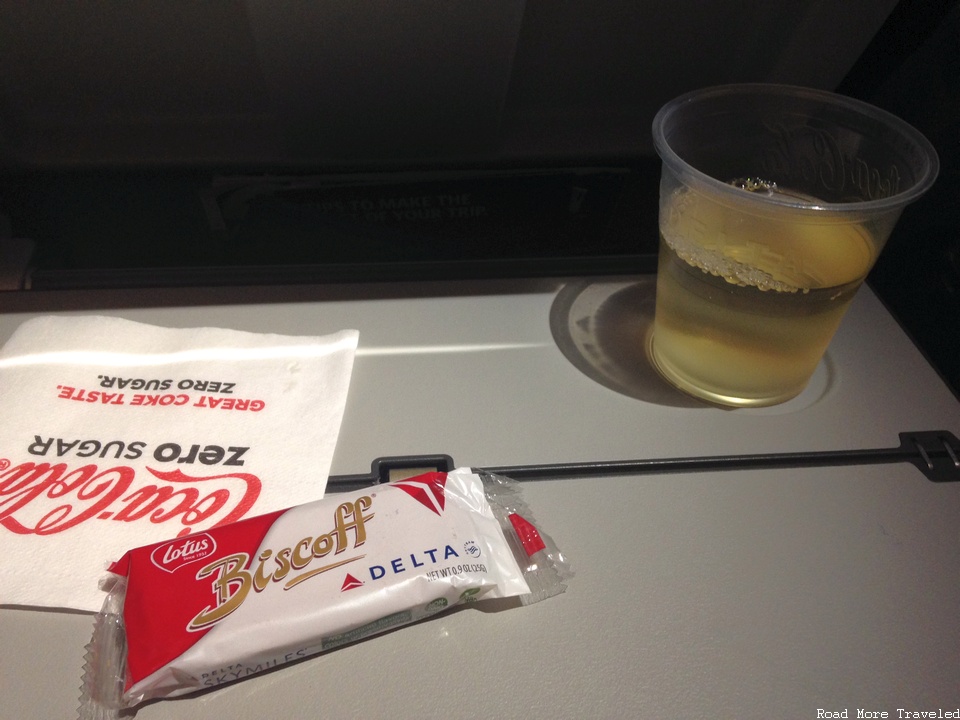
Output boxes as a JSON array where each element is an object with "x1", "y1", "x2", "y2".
[{"x1": 648, "y1": 83, "x2": 940, "y2": 408}]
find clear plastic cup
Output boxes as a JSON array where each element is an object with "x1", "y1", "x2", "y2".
[{"x1": 649, "y1": 83, "x2": 939, "y2": 407}]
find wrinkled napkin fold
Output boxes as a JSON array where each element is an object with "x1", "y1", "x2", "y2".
[{"x1": 0, "y1": 315, "x2": 358, "y2": 611}]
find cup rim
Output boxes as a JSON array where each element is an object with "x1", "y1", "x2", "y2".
[{"x1": 651, "y1": 83, "x2": 940, "y2": 214}]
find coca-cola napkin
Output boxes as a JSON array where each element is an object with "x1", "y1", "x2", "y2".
[{"x1": 0, "y1": 315, "x2": 358, "y2": 612}]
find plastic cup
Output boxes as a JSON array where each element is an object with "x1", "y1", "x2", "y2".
[{"x1": 648, "y1": 84, "x2": 939, "y2": 407}]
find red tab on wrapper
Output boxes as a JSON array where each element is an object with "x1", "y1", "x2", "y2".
[{"x1": 509, "y1": 513, "x2": 546, "y2": 556}]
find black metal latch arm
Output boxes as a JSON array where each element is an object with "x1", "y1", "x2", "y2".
[{"x1": 326, "y1": 430, "x2": 960, "y2": 489}]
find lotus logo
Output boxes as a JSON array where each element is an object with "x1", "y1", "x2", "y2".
[{"x1": 150, "y1": 533, "x2": 217, "y2": 573}]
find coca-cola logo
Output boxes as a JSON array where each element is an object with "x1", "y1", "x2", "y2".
[
  {"x1": 0, "y1": 458, "x2": 261, "y2": 537},
  {"x1": 151, "y1": 533, "x2": 217, "y2": 573},
  {"x1": 757, "y1": 122, "x2": 901, "y2": 202}
]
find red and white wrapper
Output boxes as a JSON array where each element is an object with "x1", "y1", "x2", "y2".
[{"x1": 78, "y1": 468, "x2": 570, "y2": 717}]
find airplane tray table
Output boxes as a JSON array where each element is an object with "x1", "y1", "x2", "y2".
[{"x1": 2, "y1": 275, "x2": 959, "y2": 719}]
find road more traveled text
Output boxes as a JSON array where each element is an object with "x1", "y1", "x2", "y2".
[{"x1": 817, "y1": 709, "x2": 960, "y2": 719}]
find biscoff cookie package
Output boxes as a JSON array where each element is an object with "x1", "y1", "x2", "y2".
[{"x1": 78, "y1": 468, "x2": 571, "y2": 718}]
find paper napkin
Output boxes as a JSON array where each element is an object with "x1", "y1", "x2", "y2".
[{"x1": 0, "y1": 315, "x2": 358, "y2": 611}]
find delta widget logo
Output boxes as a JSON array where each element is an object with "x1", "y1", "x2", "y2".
[
  {"x1": 341, "y1": 573, "x2": 364, "y2": 592},
  {"x1": 391, "y1": 473, "x2": 448, "y2": 515}
]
